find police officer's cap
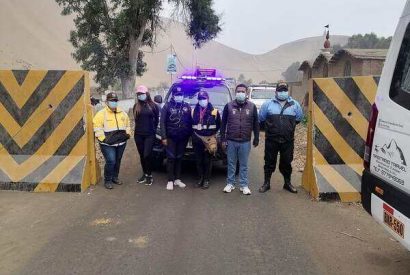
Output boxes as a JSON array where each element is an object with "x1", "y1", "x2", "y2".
[
  {"x1": 276, "y1": 80, "x2": 289, "y2": 92},
  {"x1": 198, "y1": 90, "x2": 209, "y2": 100},
  {"x1": 172, "y1": 86, "x2": 183, "y2": 96},
  {"x1": 106, "y1": 92, "x2": 119, "y2": 101}
]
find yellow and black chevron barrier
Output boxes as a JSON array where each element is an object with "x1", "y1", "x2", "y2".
[
  {"x1": 302, "y1": 76, "x2": 379, "y2": 202},
  {"x1": 0, "y1": 70, "x2": 100, "y2": 192}
]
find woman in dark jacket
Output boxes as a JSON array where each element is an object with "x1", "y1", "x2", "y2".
[
  {"x1": 133, "y1": 85, "x2": 160, "y2": 186},
  {"x1": 160, "y1": 86, "x2": 193, "y2": 191},
  {"x1": 192, "y1": 91, "x2": 221, "y2": 189}
]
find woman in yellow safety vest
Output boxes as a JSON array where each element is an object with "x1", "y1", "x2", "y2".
[{"x1": 93, "y1": 92, "x2": 131, "y2": 189}]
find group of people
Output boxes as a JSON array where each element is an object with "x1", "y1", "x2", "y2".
[{"x1": 92, "y1": 81, "x2": 303, "y2": 195}]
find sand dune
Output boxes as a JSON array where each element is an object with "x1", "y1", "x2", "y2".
[{"x1": 0, "y1": 0, "x2": 349, "y2": 87}]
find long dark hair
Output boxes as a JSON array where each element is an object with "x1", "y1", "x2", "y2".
[{"x1": 133, "y1": 92, "x2": 156, "y2": 118}]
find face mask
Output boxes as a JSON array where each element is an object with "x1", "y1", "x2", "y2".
[
  {"x1": 137, "y1": 94, "x2": 147, "y2": 101},
  {"x1": 236, "y1": 92, "x2": 246, "y2": 102},
  {"x1": 276, "y1": 91, "x2": 289, "y2": 101},
  {"x1": 199, "y1": 99, "x2": 208, "y2": 108},
  {"x1": 174, "y1": 95, "x2": 184, "y2": 103},
  {"x1": 108, "y1": 101, "x2": 118, "y2": 109}
]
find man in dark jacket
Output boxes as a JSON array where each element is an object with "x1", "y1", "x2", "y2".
[
  {"x1": 160, "y1": 86, "x2": 193, "y2": 191},
  {"x1": 220, "y1": 84, "x2": 260, "y2": 195},
  {"x1": 192, "y1": 90, "x2": 221, "y2": 189},
  {"x1": 258, "y1": 80, "x2": 303, "y2": 194}
]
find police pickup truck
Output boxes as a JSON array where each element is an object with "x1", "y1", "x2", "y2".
[{"x1": 151, "y1": 68, "x2": 232, "y2": 169}]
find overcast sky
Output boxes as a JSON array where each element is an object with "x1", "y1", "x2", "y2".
[{"x1": 164, "y1": 0, "x2": 407, "y2": 54}]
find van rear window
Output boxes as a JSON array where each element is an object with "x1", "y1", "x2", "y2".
[{"x1": 390, "y1": 23, "x2": 410, "y2": 110}]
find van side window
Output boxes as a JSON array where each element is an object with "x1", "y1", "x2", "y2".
[{"x1": 390, "y1": 23, "x2": 410, "y2": 110}]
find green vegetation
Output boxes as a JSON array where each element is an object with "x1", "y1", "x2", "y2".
[
  {"x1": 55, "y1": 0, "x2": 221, "y2": 98},
  {"x1": 333, "y1": 33, "x2": 392, "y2": 53},
  {"x1": 346, "y1": 33, "x2": 391, "y2": 49}
]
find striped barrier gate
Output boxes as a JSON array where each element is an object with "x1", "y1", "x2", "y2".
[
  {"x1": 302, "y1": 76, "x2": 379, "y2": 202},
  {"x1": 0, "y1": 70, "x2": 100, "y2": 192}
]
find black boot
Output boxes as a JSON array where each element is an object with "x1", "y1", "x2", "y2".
[
  {"x1": 202, "y1": 180, "x2": 210, "y2": 189},
  {"x1": 196, "y1": 177, "x2": 204, "y2": 188},
  {"x1": 259, "y1": 173, "x2": 272, "y2": 193},
  {"x1": 259, "y1": 182, "x2": 270, "y2": 193},
  {"x1": 104, "y1": 181, "x2": 113, "y2": 189},
  {"x1": 283, "y1": 178, "x2": 297, "y2": 193}
]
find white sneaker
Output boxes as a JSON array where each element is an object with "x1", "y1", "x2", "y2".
[
  {"x1": 223, "y1": 184, "x2": 235, "y2": 193},
  {"x1": 166, "y1": 181, "x2": 174, "y2": 191},
  {"x1": 240, "y1": 186, "x2": 252, "y2": 195},
  {"x1": 174, "y1": 179, "x2": 186, "y2": 188}
]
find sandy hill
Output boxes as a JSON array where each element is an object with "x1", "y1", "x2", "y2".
[{"x1": 0, "y1": 0, "x2": 349, "y2": 87}]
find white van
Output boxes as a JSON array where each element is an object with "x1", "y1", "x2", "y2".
[
  {"x1": 362, "y1": 1, "x2": 410, "y2": 250},
  {"x1": 248, "y1": 85, "x2": 276, "y2": 111}
]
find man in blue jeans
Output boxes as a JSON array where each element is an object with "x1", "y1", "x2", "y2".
[{"x1": 220, "y1": 84, "x2": 260, "y2": 195}]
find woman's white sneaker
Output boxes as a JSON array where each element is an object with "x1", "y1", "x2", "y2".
[
  {"x1": 223, "y1": 184, "x2": 235, "y2": 193},
  {"x1": 174, "y1": 179, "x2": 186, "y2": 188},
  {"x1": 166, "y1": 181, "x2": 174, "y2": 191},
  {"x1": 240, "y1": 186, "x2": 252, "y2": 195}
]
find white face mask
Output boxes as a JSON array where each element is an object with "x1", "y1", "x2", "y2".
[
  {"x1": 198, "y1": 99, "x2": 208, "y2": 108},
  {"x1": 236, "y1": 92, "x2": 246, "y2": 102},
  {"x1": 276, "y1": 91, "x2": 289, "y2": 101},
  {"x1": 107, "y1": 101, "x2": 118, "y2": 109},
  {"x1": 137, "y1": 94, "x2": 147, "y2": 101}
]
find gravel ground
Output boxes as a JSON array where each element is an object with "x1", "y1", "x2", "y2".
[{"x1": 293, "y1": 124, "x2": 307, "y2": 172}]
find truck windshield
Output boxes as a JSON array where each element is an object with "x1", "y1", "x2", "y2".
[
  {"x1": 251, "y1": 89, "x2": 275, "y2": 99},
  {"x1": 167, "y1": 84, "x2": 231, "y2": 107}
]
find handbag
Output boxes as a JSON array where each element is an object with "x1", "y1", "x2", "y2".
[{"x1": 194, "y1": 132, "x2": 218, "y2": 156}]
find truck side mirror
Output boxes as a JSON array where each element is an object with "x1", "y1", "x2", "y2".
[{"x1": 154, "y1": 95, "x2": 163, "y2": 104}]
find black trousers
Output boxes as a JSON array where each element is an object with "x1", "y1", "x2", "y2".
[
  {"x1": 264, "y1": 137, "x2": 294, "y2": 183},
  {"x1": 134, "y1": 134, "x2": 155, "y2": 176},
  {"x1": 193, "y1": 136, "x2": 212, "y2": 181},
  {"x1": 166, "y1": 137, "x2": 189, "y2": 181}
]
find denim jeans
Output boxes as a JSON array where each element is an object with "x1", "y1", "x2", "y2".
[
  {"x1": 100, "y1": 143, "x2": 127, "y2": 182},
  {"x1": 227, "y1": 140, "x2": 251, "y2": 188}
]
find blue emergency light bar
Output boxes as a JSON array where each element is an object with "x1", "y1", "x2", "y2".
[{"x1": 180, "y1": 68, "x2": 224, "y2": 81}]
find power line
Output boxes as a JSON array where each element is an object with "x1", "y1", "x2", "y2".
[
  {"x1": 197, "y1": 62, "x2": 283, "y2": 72},
  {"x1": 172, "y1": 46, "x2": 187, "y2": 70},
  {"x1": 142, "y1": 43, "x2": 283, "y2": 73},
  {"x1": 141, "y1": 45, "x2": 172, "y2": 54}
]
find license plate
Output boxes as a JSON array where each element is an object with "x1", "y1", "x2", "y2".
[{"x1": 383, "y1": 210, "x2": 405, "y2": 238}]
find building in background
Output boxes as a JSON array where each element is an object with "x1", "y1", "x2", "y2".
[{"x1": 298, "y1": 31, "x2": 387, "y2": 108}]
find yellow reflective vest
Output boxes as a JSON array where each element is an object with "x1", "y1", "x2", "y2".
[{"x1": 93, "y1": 106, "x2": 131, "y2": 145}]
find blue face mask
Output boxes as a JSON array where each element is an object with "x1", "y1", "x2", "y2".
[
  {"x1": 198, "y1": 99, "x2": 208, "y2": 108},
  {"x1": 108, "y1": 101, "x2": 118, "y2": 109},
  {"x1": 137, "y1": 94, "x2": 147, "y2": 101},
  {"x1": 174, "y1": 95, "x2": 184, "y2": 103},
  {"x1": 236, "y1": 92, "x2": 246, "y2": 102},
  {"x1": 276, "y1": 91, "x2": 289, "y2": 101}
]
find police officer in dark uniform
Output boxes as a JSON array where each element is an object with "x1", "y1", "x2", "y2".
[
  {"x1": 258, "y1": 81, "x2": 303, "y2": 193},
  {"x1": 160, "y1": 86, "x2": 193, "y2": 191},
  {"x1": 192, "y1": 91, "x2": 221, "y2": 189}
]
